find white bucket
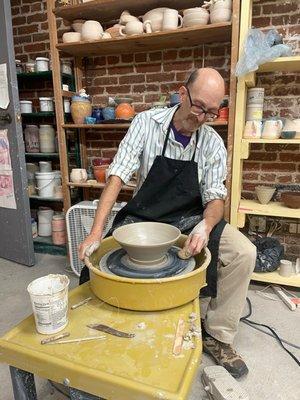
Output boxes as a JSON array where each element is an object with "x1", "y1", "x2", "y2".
[
  {"x1": 38, "y1": 208, "x2": 54, "y2": 236},
  {"x1": 27, "y1": 274, "x2": 70, "y2": 335},
  {"x1": 39, "y1": 161, "x2": 52, "y2": 172},
  {"x1": 246, "y1": 103, "x2": 263, "y2": 121},
  {"x1": 35, "y1": 171, "x2": 56, "y2": 198}
]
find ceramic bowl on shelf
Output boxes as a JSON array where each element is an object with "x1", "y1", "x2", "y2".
[
  {"x1": 85, "y1": 116, "x2": 96, "y2": 124},
  {"x1": 210, "y1": 0, "x2": 232, "y2": 12},
  {"x1": 93, "y1": 165, "x2": 109, "y2": 183},
  {"x1": 210, "y1": 9, "x2": 232, "y2": 23},
  {"x1": 72, "y1": 19, "x2": 86, "y2": 33},
  {"x1": 102, "y1": 107, "x2": 115, "y2": 120},
  {"x1": 183, "y1": 16, "x2": 209, "y2": 27},
  {"x1": 112, "y1": 222, "x2": 181, "y2": 265},
  {"x1": 62, "y1": 32, "x2": 81, "y2": 43},
  {"x1": 281, "y1": 192, "x2": 300, "y2": 209},
  {"x1": 280, "y1": 131, "x2": 296, "y2": 139},
  {"x1": 115, "y1": 103, "x2": 135, "y2": 120},
  {"x1": 81, "y1": 20, "x2": 103, "y2": 41},
  {"x1": 255, "y1": 185, "x2": 276, "y2": 205}
]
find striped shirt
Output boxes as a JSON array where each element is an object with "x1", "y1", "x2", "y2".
[{"x1": 108, "y1": 105, "x2": 227, "y2": 205}]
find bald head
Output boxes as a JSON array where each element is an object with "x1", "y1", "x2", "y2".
[{"x1": 186, "y1": 68, "x2": 225, "y2": 104}]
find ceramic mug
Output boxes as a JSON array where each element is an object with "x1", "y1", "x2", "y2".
[
  {"x1": 279, "y1": 259, "x2": 294, "y2": 277},
  {"x1": 262, "y1": 119, "x2": 283, "y2": 139},
  {"x1": 70, "y1": 168, "x2": 87, "y2": 184},
  {"x1": 162, "y1": 9, "x2": 183, "y2": 31},
  {"x1": 243, "y1": 120, "x2": 262, "y2": 139},
  {"x1": 119, "y1": 21, "x2": 145, "y2": 36}
]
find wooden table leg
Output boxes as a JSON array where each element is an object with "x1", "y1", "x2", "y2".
[
  {"x1": 9, "y1": 366, "x2": 37, "y2": 400},
  {"x1": 69, "y1": 387, "x2": 104, "y2": 399}
]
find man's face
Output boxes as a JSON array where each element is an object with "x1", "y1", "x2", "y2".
[{"x1": 178, "y1": 82, "x2": 224, "y2": 132}]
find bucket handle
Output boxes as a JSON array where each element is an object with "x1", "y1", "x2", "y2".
[{"x1": 35, "y1": 176, "x2": 56, "y2": 191}]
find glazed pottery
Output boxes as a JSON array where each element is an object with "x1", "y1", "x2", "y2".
[
  {"x1": 246, "y1": 103, "x2": 263, "y2": 121},
  {"x1": 81, "y1": 20, "x2": 103, "y2": 41},
  {"x1": 92, "y1": 157, "x2": 111, "y2": 166},
  {"x1": 115, "y1": 103, "x2": 135, "y2": 120},
  {"x1": 282, "y1": 118, "x2": 297, "y2": 133},
  {"x1": 243, "y1": 120, "x2": 262, "y2": 139},
  {"x1": 62, "y1": 32, "x2": 81, "y2": 43},
  {"x1": 91, "y1": 107, "x2": 103, "y2": 123},
  {"x1": 293, "y1": 118, "x2": 300, "y2": 138},
  {"x1": 93, "y1": 165, "x2": 109, "y2": 183},
  {"x1": 247, "y1": 87, "x2": 265, "y2": 105},
  {"x1": 281, "y1": 131, "x2": 296, "y2": 139},
  {"x1": 255, "y1": 185, "x2": 275, "y2": 204},
  {"x1": 72, "y1": 19, "x2": 85, "y2": 33},
  {"x1": 102, "y1": 107, "x2": 115, "y2": 120},
  {"x1": 85, "y1": 116, "x2": 96, "y2": 124},
  {"x1": 281, "y1": 192, "x2": 300, "y2": 209},
  {"x1": 52, "y1": 214, "x2": 66, "y2": 245},
  {"x1": 70, "y1": 168, "x2": 88, "y2": 184},
  {"x1": 218, "y1": 107, "x2": 229, "y2": 121},
  {"x1": 71, "y1": 96, "x2": 92, "y2": 124},
  {"x1": 112, "y1": 222, "x2": 181, "y2": 264},
  {"x1": 24, "y1": 125, "x2": 39, "y2": 153},
  {"x1": 262, "y1": 119, "x2": 283, "y2": 139},
  {"x1": 210, "y1": 8, "x2": 232, "y2": 23},
  {"x1": 170, "y1": 92, "x2": 180, "y2": 106},
  {"x1": 119, "y1": 20, "x2": 145, "y2": 36},
  {"x1": 162, "y1": 9, "x2": 183, "y2": 31}
]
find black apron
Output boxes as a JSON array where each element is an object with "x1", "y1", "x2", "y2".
[{"x1": 80, "y1": 123, "x2": 226, "y2": 297}]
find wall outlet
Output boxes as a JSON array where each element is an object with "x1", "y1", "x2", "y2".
[
  {"x1": 289, "y1": 223, "x2": 298, "y2": 234},
  {"x1": 257, "y1": 217, "x2": 266, "y2": 232}
]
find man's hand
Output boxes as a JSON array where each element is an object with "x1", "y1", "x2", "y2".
[
  {"x1": 183, "y1": 220, "x2": 211, "y2": 257},
  {"x1": 78, "y1": 233, "x2": 102, "y2": 260}
]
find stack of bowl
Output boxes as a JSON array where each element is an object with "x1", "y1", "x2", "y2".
[
  {"x1": 210, "y1": 0, "x2": 232, "y2": 24},
  {"x1": 183, "y1": 8, "x2": 210, "y2": 27}
]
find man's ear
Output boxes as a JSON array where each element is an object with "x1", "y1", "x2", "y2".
[{"x1": 178, "y1": 86, "x2": 187, "y2": 103}]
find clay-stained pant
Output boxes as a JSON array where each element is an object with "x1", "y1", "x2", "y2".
[{"x1": 201, "y1": 223, "x2": 257, "y2": 344}]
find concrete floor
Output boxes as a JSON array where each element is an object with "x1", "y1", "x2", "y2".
[{"x1": 0, "y1": 254, "x2": 299, "y2": 400}]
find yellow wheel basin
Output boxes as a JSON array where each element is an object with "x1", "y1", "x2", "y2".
[{"x1": 86, "y1": 235, "x2": 210, "y2": 311}]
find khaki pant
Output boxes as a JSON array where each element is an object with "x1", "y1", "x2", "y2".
[{"x1": 201, "y1": 223, "x2": 257, "y2": 344}]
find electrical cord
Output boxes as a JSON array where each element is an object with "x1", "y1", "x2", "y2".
[{"x1": 240, "y1": 297, "x2": 300, "y2": 366}]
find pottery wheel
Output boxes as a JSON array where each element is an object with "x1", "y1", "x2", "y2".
[{"x1": 99, "y1": 246, "x2": 196, "y2": 279}]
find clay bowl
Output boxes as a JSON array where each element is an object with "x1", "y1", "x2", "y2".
[
  {"x1": 255, "y1": 185, "x2": 275, "y2": 204},
  {"x1": 112, "y1": 222, "x2": 181, "y2": 265},
  {"x1": 85, "y1": 235, "x2": 211, "y2": 311},
  {"x1": 281, "y1": 192, "x2": 300, "y2": 209},
  {"x1": 62, "y1": 32, "x2": 81, "y2": 43}
]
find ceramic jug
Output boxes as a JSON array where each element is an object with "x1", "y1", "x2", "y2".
[
  {"x1": 119, "y1": 20, "x2": 146, "y2": 36},
  {"x1": 262, "y1": 118, "x2": 283, "y2": 139},
  {"x1": 243, "y1": 120, "x2": 262, "y2": 139},
  {"x1": 162, "y1": 9, "x2": 183, "y2": 31},
  {"x1": 70, "y1": 168, "x2": 88, "y2": 183},
  {"x1": 81, "y1": 20, "x2": 103, "y2": 41}
]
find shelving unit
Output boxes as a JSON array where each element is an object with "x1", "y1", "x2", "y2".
[
  {"x1": 230, "y1": 0, "x2": 300, "y2": 287},
  {"x1": 47, "y1": 0, "x2": 240, "y2": 214}
]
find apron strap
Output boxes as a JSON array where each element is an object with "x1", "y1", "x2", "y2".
[{"x1": 162, "y1": 122, "x2": 199, "y2": 162}]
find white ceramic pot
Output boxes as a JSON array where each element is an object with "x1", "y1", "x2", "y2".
[
  {"x1": 183, "y1": 7, "x2": 209, "y2": 17},
  {"x1": 243, "y1": 120, "x2": 263, "y2": 139},
  {"x1": 119, "y1": 20, "x2": 145, "y2": 36},
  {"x1": 72, "y1": 19, "x2": 86, "y2": 33},
  {"x1": 39, "y1": 125, "x2": 55, "y2": 153},
  {"x1": 39, "y1": 161, "x2": 52, "y2": 172},
  {"x1": 63, "y1": 98, "x2": 71, "y2": 113},
  {"x1": 210, "y1": 0, "x2": 232, "y2": 12},
  {"x1": 247, "y1": 88, "x2": 265, "y2": 105},
  {"x1": 210, "y1": 8, "x2": 232, "y2": 23},
  {"x1": 142, "y1": 7, "x2": 168, "y2": 32},
  {"x1": 81, "y1": 20, "x2": 103, "y2": 41},
  {"x1": 282, "y1": 118, "x2": 297, "y2": 132},
  {"x1": 20, "y1": 100, "x2": 33, "y2": 114},
  {"x1": 39, "y1": 97, "x2": 54, "y2": 112},
  {"x1": 246, "y1": 103, "x2": 263, "y2": 121},
  {"x1": 293, "y1": 118, "x2": 300, "y2": 138},
  {"x1": 183, "y1": 15, "x2": 210, "y2": 27},
  {"x1": 35, "y1": 57, "x2": 49, "y2": 72},
  {"x1": 62, "y1": 32, "x2": 81, "y2": 43},
  {"x1": 70, "y1": 168, "x2": 88, "y2": 183},
  {"x1": 162, "y1": 9, "x2": 183, "y2": 31},
  {"x1": 119, "y1": 12, "x2": 140, "y2": 25},
  {"x1": 255, "y1": 186, "x2": 275, "y2": 205},
  {"x1": 262, "y1": 119, "x2": 283, "y2": 139}
]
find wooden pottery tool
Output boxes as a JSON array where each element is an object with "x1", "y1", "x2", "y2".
[
  {"x1": 173, "y1": 318, "x2": 185, "y2": 356},
  {"x1": 47, "y1": 336, "x2": 106, "y2": 345},
  {"x1": 87, "y1": 323, "x2": 135, "y2": 338},
  {"x1": 41, "y1": 332, "x2": 70, "y2": 345},
  {"x1": 71, "y1": 296, "x2": 93, "y2": 310}
]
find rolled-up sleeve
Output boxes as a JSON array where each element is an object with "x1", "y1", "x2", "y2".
[
  {"x1": 201, "y1": 141, "x2": 227, "y2": 205},
  {"x1": 107, "y1": 114, "x2": 145, "y2": 184}
]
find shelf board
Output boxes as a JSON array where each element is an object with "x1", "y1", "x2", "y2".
[
  {"x1": 57, "y1": 23, "x2": 232, "y2": 57},
  {"x1": 17, "y1": 71, "x2": 74, "y2": 81},
  {"x1": 54, "y1": 0, "x2": 204, "y2": 22},
  {"x1": 33, "y1": 236, "x2": 67, "y2": 256},
  {"x1": 67, "y1": 181, "x2": 135, "y2": 191},
  {"x1": 242, "y1": 138, "x2": 300, "y2": 144},
  {"x1": 207, "y1": 120, "x2": 228, "y2": 126},
  {"x1": 25, "y1": 152, "x2": 59, "y2": 157},
  {"x1": 62, "y1": 90, "x2": 76, "y2": 98},
  {"x1": 63, "y1": 123, "x2": 130, "y2": 129},
  {"x1": 258, "y1": 56, "x2": 300, "y2": 73},
  {"x1": 239, "y1": 199, "x2": 300, "y2": 219},
  {"x1": 22, "y1": 112, "x2": 55, "y2": 117},
  {"x1": 251, "y1": 271, "x2": 300, "y2": 288},
  {"x1": 29, "y1": 195, "x2": 63, "y2": 201}
]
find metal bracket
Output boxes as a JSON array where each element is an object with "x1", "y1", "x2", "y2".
[
  {"x1": 9, "y1": 366, "x2": 37, "y2": 400},
  {"x1": 69, "y1": 387, "x2": 104, "y2": 400}
]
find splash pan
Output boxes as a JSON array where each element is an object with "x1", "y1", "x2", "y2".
[{"x1": 85, "y1": 235, "x2": 210, "y2": 311}]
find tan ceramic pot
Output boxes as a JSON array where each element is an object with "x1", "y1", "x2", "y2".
[{"x1": 71, "y1": 98, "x2": 92, "y2": 124}]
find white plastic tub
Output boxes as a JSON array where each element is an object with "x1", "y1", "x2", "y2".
[
  {"x1": 39, "y1": 97, "x2": 54, "y2": 112},
  {"x1": 247, "y1": 88, "x2": 265, "y2": 105},
  {"x1": 20, "y1": 100, "x2": 33, "y2": 114},
  {"x1": 35, "y1": 171, "x2": 57, "y2": 198},
  {"x1": 35, "y1": 57, "x2": 49, "y2": 72},
  {"x1": 37, "y1": 207, "x2": 54, "y2": 236},
  {"x1": 246, "y1": 103, "x2": 263, "y2": 121},
  {"x1": 27, "y1": 274, "x2": 70, "y2": 334}
]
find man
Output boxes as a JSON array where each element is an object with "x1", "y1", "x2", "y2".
[{"x1": 79, "y1": 68, "x2": 256, "y2": 379}]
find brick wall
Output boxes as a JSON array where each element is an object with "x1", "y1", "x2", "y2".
[{"x1": 11, "y1": 0, "x2": 300, "y2": 259}]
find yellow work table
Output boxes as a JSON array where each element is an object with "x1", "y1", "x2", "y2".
[{"x1": 0, "y1": 283, "x2": 202, "y2": 400}]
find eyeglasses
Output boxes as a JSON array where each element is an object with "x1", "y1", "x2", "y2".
[{"x1": 186, "y1": 87, "x2": 219, "y2": 120}]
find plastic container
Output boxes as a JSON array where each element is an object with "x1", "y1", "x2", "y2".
[
  {"x1": 61, "y1": 60, "x2": 72, "y2": 75},
  {"x1": 246, "y1": 103, "x2": 263, "y2": 120},
  {"x1": 27, "y1": 274, "x2": 70, "y2": 334},
  {"x1": 39, "y1": 161, "x2": 52, "y2": 172},
  {"x1": 39, "y1": 125, "x2": 55, "y2": 153},
  {"x1": 26, "y1": 162, "x2": 39, "y2": 180},
  {"x1": 35, "y1": 57, "x2": 49, "y2": 72},
  {"x1": 37, "y1": 207, "x2": 54, "y2": 236},
  {"x1": 20, "y1": 100, "x2": 33, "y2": 114},
  {"x1": 39, "y1": 97, "x2": 54, "y2": 112},
  {"x1": 247, "y1": 88, "x2": 264, "y2": 105},
  {"x1": 35, "y1": 171, "x2": 57, "y2": 198},
  {"x1": 54, "y1": 170, "x2": 62, "y2": 187},
  {"x1": 52, "y1": 214, "x2": 66, "y2": 245},
  {"x1": 15, "y1": 60, "x2": 23, "y2": 74},
  {"x1": 24, "y1": 125, "x2": 39, "y2": 153},
  {"x1": 25, "y1": 62, "x2": 35, "y2": 73},
  {"x1": 31, "y1": 218, "x2": 38, "y2": 238},
  {"x1": 64, "y1": 98, "x2": 71, "y2": 113}
]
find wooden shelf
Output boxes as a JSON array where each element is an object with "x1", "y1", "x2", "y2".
[
  {"x1": 17, "y1": 71, "x2": 73, "y2": 81},
  {"x1": 54, "y1": 0, "x2": 204, "y2": 22},
  {"x1": 57, "y1": 23, "x2": 232, "y2": 57},
  {"x1": 208, "y1": 120, "x2": 228, "y2": 126},
  {"x1": 29, "y1": 195, "x2": 63, "y2": 201},
  {"x1": 22, "y1": 112, "x2": 55, "y2": 117},
  {"x1": 242, "y1": 138, "x2": 300, "y2": 144},
  {"x1": 63, "y1": 123, "x2": 130, "y2": 129},
  {"x1": 67, "y1": 181, "x2": 136, "y2": 191},
  {"x1": 239, "y1": 199, "x2": 300, "y2": 219},
  {"x1": 25, "y1": 152, "x2": 59, "y2": 157},
  {"x1": 251, "y1": 271, "x2": 300, "y2": 288},
  {"x1": 258, "y1": 56, "x2": 300, "y2": 73},
  {"x1": 62, "y1": 90, "x2": 75, "y2": 98}
]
